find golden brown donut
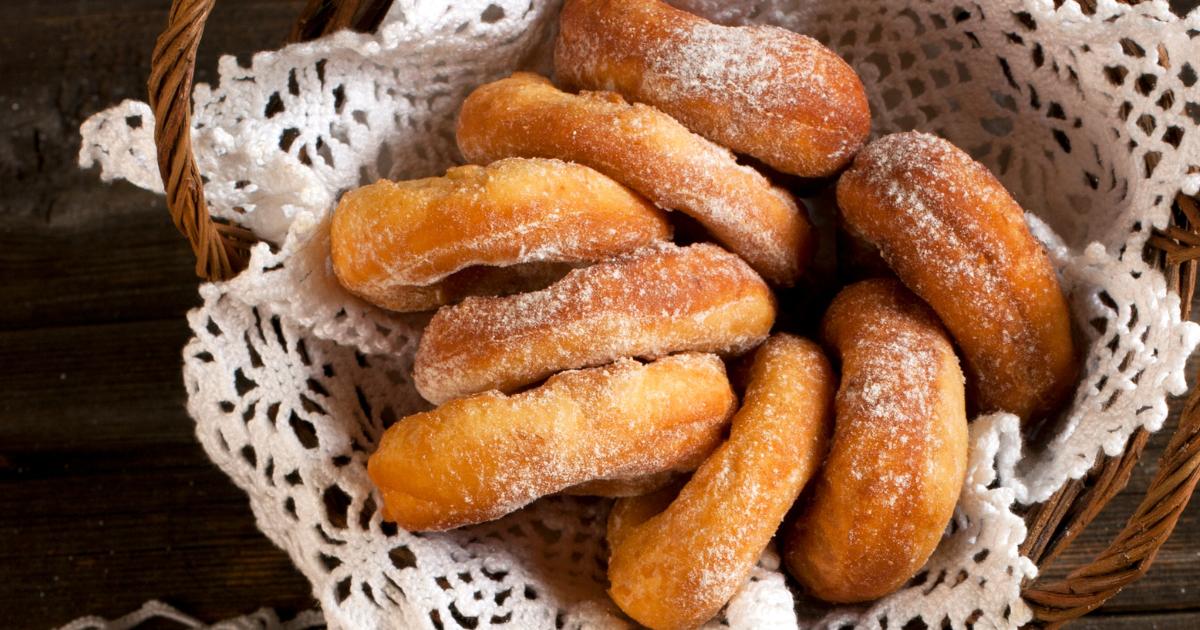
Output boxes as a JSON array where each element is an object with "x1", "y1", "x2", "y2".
[
  {"x1": 606, "y1": 483, "x2": 679, "y2": 555},
  {"x1": 555, "y1": 0, "x2": 870, "y2": 178},
  {"x1": 607, "y1": 334, "x2": 835, "y2": 630},
  {"x1": 367, "y1": 353, "x2": 735, "y2": 531},
  {"x1": 413, "y1": 242, "x2": 775, "y2": 404},
  {"x1": 330, "y1": 157, "x2": 671, "y2": 311},
  {"x1": 456, "y1": 72, "x2": 812, "y2": 285},
  {"x1": 782, "y1": 279, "x2": 968, "y2": 603},
  {"x1": 836, "y1": 132, "x2": 1075, "y2": 421}
]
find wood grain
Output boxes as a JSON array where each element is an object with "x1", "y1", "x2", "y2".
[
  {"x1": 0, "y1": 320, "x2": 194, "y2": 453},
  {"x1": 0, "y1": 0, "x2": 1197, "y2": 628},
  {"x1": 1075, "y1": 610, "x2": 1200, "y2": 630},
  {"x1": 0, "y1": 0, "x2": 308, "y2": 331},
  {"x1": 0, "y1": 2, "x2": 312, "y2": 628},
  {"x1": 0, "y1": 448, "x2": 314, "y2": 628}
]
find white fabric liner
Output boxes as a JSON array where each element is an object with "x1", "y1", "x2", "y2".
[{"x1": 78, "y1": 0, "x2": 1200, "y2": 627}]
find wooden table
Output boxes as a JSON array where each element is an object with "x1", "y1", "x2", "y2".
[{"x1": 1, "y1": 1, "x2": 1197, "y2": 628}]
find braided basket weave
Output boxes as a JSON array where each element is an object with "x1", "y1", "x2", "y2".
[{"x1": 146, "y1": 0, "x2": 1200, "y2": 627}]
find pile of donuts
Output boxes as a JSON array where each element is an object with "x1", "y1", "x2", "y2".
[{"x1": 329, "y1": 0, "x2": 1077, "y2": 627}]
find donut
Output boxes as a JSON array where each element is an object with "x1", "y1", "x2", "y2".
[
  {"x1": 456, "y1": 72, "x2": 812, "y2": 285},
  {"x1": 836, "y1": 132, "x2": 1075, "y2": 421},
  {"x1": 555, "y1": 0, "x2": 870, "y2": 178},
  {"x1": 331, "y1": 157, "x2": 671, "y2": 311},
  {"x1": 607, "y1": 334, "x2": 835, "y2": 630},
  {"x1": 606, "y1": 484, "x2": 678, "y2": 551},
  {"x1": 413, "y1": 242, "x2": 775, "y2": 404},
  {"x1": 781, "y1": 279, "x2": 968, "y2": 603},
  {"x1": 367, "y1": 353, "x2": 736, "y2": 531}
]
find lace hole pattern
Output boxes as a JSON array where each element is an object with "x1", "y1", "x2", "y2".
[{"x1": 78, "y1": 0, "x2": 1200, "y2": 627}]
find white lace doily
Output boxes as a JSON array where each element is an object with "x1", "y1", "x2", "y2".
[{"x1": 78, "y1": 0, "x2": 1200, "y2": 628}]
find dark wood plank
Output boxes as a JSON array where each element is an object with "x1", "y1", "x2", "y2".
[
  {"x1": 1075, "y1": 611, "x2": 1200, "y2": 630},
  {"x1": 0, "y1": 188, "x2": 202, "y2": 331},
  {"x1": 0, "y1": 319, "x2": 195, "y2": 453},
  {"x1": 0, "y1": 0, "x2": 307, "y2": 330},
  {"x1": 0, "y1": 447, "x2": 313, "y2": 630},
  {"x1": 0, "y1": 316, "x2": 316, "y2": 628},
  {"x1": 0, "y1": 2, "x2": 314, "y2": 627}
]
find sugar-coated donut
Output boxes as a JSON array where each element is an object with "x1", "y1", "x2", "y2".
[
  {"x1": 836, "y1": 132, "x2": 1075, "y2": 421},
  {"x1": 782, "y1": 279, "x2": 968, "y2": 603},
  {"x1": 456, "y1": 72, "x2": 812, "y2": 285},
  {"x1": 330, "y1": 157, "x2": 671, "y2": 311},
  {"x1": 607, "y1": 334, "x2": 835, "y2": 630},
  {"x1": 606, "y1": 484, "x2": 678, "y2": 550},
  {"x1": 368, "y1": 353, "x2": 736, "y2": 531},
  {"x1": 413, "y1": 242, "x2": 775, "y2": 404},
  {"x1": 556, "y1": 0, "x2": 870, "y2": 178}
]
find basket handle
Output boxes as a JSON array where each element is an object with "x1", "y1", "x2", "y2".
[{"x1": 147, "y1": 0, "x2": 392, "y2": 280}]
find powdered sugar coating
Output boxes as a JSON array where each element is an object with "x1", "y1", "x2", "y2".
[
  {"x1": 837, "y1": 131, "x2": 1075, "y2": 421},
  {"x1": 368, "y1": 353, "x2": 736, "y2": 531},
  {"x1": 607, "y1": 334, "x2": 835, "y2": 630},
  {"x1": 456, "y1": 72, "x2": 812, "y2": 285},
  {"x1": 783, "y1": 279, "x2": 968, "y2": 603},
  {"x1": 330, "y1": 157, "x2": 670, "y2": 311},
  {"x1": 556, "y1": 0, "x2": 870, "y2": 177},
  {"x1": 413, "y1": 242, "x2": 776, "y2": 404}
]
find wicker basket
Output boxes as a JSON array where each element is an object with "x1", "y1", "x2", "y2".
[{"x1": 146, "y1": 0, "x2": 1200, "y2": 627}]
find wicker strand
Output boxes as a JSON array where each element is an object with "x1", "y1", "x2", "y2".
[
  {"x1": 1022, "y1": 195, "x2": 1200, "y2": 627},
  {"x1": 149, "y1": 0, "x2": 251, "y2": 280},
  {"x1": 1019, "y1": 428, "x2": 1151, "y2": 572},
  {"x1": 149, "y1": 0, "x2": 393, "y2": 281},
  {"x1": 287, "y1": 0, "x2": 394, "y2": 44},
  {"x1": 1024, "y1": 391, "x2": 1200, "y2": 626}
]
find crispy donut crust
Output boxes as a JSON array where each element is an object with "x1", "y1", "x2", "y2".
[
  {"x1": 782, "y1": 279, "x2": 968, "y2": 603},
  {"x1": 836, "y1": 132, "x2": 1076, "y2": 421},
  {"x1": 556, "y1": 0, "x2": 870, "y2": 178},
  {"x1": 456, "y1": 72, "x2": 812, "y2": 285},
  {"x1": 607, "y1": 334, "x2": 835, "y2": 630},
  {"x1": 330, "y1": 157, "x2": 671, "y2": 311},
  {"x1": 367, "y1": 353, "x2": 736, "y2": 531},
  {"x1": 413, "y1": 242, "x2": 775, "y2": 404}
]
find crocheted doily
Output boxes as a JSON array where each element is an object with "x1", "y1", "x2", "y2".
[{"x1": 79, "y1": 0, "x2": 1200, "y2": 627}]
